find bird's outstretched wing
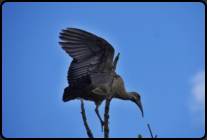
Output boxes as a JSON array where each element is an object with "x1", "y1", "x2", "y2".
[{"x1": 59, "y1": 28, "x2": 115, "y2": 85}]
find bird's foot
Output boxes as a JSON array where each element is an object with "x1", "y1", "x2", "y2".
[{"x1": 101, "y1": 120, "x2": 104, "y2": 132}]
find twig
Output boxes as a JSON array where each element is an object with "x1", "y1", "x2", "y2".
[
  {"x1": 81, "y1": 99, "x2": 94, "y2": 138},
  {"x1": 147, "y1": 124, "x2": 153, "y2": 138},
  {"x1": 107, "y1": 53, "x2": 120, "y2": 98},
  {"x1": 104, "y1": 53, "x2": 120, "y2": 138}
]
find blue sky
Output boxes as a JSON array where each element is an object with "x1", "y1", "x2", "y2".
[{"x1": 2, "y1": 2, "x2": 205, "y2": 138}]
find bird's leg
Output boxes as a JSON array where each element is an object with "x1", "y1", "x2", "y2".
[{"x1": 95, "y1": 107, "x2": 104, "y2": 132}]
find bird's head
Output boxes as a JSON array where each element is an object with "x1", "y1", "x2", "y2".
[{"x1": 131, "y1": 92, "x2": 144, "y2": 117}]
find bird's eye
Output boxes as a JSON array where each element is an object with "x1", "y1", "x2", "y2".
[{"x1": 138, "y1": 95, "x2": 141, "y2": 99}]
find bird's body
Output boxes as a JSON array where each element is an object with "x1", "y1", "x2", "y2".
[
  {"x1": 63, "y1": 71, "x2": 128, "y2": 107},
  {"x1": 59, "y1": 28, "x2": 143, "y2": 131}
]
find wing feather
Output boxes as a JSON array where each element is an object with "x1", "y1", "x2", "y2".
[{"x1": 59, "y1": 28, "x2": 115, "y2": 85}]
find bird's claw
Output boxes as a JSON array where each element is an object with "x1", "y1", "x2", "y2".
[{"x1": 101, "y1": 120, "x2": 104, "y2": 132}]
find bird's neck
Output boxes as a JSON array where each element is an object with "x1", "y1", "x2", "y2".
[{"x1": 114, "y1": 91, "x2": 134, "y2": 101}]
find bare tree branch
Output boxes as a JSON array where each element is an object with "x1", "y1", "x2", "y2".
[
  {"x1": 104, "y1": 53, "x2": 120, "y2": 138},
  {"x1": 147, "y1": 124, "x2": 153, "y2": 138},
  {"x1": 81, "y1": 99, "x2": 94, "y2": 138}
]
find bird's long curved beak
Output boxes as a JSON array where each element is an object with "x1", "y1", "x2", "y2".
[{"x1": 136, "y1": 100, "x2": 144, "y2": 117}]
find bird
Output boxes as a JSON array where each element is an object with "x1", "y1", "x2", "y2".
[{"x1": 59, "y1": 28, "x2": 144, "y2": 131}]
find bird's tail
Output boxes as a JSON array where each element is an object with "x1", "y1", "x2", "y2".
[
  {"x1": 62, "y1": 86, "x2": 82, "y2": 102},
  {"x1": 62, "y1": 74, "x2": 92, "y2": 102}
]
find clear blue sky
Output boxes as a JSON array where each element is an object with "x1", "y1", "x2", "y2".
[{"x1": 2, "y1": 2, "x2": 205, "y2": 138}]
